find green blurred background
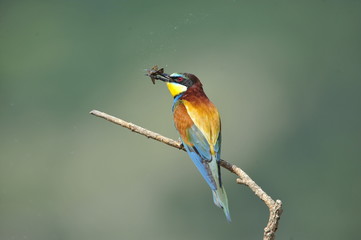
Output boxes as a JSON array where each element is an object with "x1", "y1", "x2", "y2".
[{"x1": 1, "y1": 0, "x2": 361, "y2": 239}]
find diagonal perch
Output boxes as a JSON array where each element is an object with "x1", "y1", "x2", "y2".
[{"x1": 90, "y1": 109, "x2": 282, "y2": 240}]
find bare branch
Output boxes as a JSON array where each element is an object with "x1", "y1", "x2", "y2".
[{"x1": 90, "y1": 109, "x2": 282, "y2": 240}]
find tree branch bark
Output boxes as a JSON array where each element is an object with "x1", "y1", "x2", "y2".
[{"x1": 90, "y1": 109, "x2": 282, "y2": 240}]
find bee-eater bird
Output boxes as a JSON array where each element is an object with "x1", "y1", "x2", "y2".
[{"x1": 151, "y1": 70, "x2": 231, "y2": 221}]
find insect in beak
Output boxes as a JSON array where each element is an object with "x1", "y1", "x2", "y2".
[{"x1": 146, "y1": 65, "x2": 171, "y2": 84}]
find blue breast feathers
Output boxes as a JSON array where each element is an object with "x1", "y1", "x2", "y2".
[{"x1": 172, "y1": 94, "x2": 183, "y2": 112}]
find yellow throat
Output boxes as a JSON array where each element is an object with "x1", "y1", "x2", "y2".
[{"x1": 166, "y1": 82, "x2": 187, "y2": 97}]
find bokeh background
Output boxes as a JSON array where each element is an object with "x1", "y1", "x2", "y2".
[{"x1": 1, "y1": 1, "x2": 361, "y2": 239}]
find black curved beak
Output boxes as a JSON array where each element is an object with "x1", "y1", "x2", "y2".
[{"x1": 153, "y1": 73, "x2": 171, "y2": 82}]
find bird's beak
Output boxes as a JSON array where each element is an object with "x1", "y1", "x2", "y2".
[{"x1": 153, "y1": 73, "x2": 171, "y2": 82}]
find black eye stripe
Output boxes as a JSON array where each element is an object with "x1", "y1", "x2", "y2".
[{"x1": 171, "y1": 76, "x2": 193, "y2": 87}]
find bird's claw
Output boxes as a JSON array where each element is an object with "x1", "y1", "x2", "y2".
[{"x1": 178, "y1": 138, "x2": 184, "y2": 149}]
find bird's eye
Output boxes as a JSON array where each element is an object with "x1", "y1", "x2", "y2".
[{"x1": 176, "y1": 77, "x2": 183, "y2": 82}]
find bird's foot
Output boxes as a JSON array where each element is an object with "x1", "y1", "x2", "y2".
[{"x1": 178, "y1": 138, "x2": 184, "y2": 149}]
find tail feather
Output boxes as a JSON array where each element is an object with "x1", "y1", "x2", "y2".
[
  {"x1": 212, "y1": 184, "x2": 231, "y2": 222},
  {"x1": 208, "y1": 155, "x2": 231, "y2": 222},
  {"x1": 182, "y1": 138, "x2": 231, "y2": 221}
]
